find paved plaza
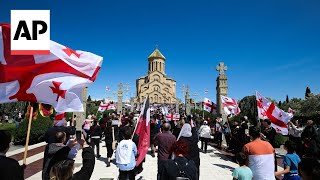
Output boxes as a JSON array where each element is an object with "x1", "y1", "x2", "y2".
[{"x1": 7, "y1": 141, "x2": 284, "y2": 180}]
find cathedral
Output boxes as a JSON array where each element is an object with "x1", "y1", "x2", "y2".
[{"x1": 134, "y1": 48, "x2": 177, "y2": 105}]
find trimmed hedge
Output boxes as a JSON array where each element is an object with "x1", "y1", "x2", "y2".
[
  {"x1": 0, "y1": 123, "x2": 16, "y2": 137},
  {"x1": 14, "y1": 115, "x2": 53, "y2": 145}
]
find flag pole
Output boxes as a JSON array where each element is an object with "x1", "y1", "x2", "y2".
[
  {"x1": 23, "y1": 105, "x2": 33, "y2": 165},
  {"x1": 202, "y1": 102, "x2": 204, "y2": 119}
]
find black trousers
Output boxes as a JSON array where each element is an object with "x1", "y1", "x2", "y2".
[
  {"x1": 91, "y1": 138, "x2": 100, "y2": 156},
  {"x1": 200, "y1": 137, "x2": 209, "y2": 152},
  {"x1": 105, "y1": 142, "x2": 113, "y2": 158},
  {"x1": 157, "y1": 160, "x2": 167, "y2": 180},
  {"x1": 119, "y1": 169, "x2": 135, "y2": 180}
]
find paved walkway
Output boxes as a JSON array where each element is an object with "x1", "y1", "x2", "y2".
[{"x1": 9, "y1": 141, "x2": 284, "y2": 180}]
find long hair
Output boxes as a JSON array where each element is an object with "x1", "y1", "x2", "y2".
[{"x1": 49, "y1": 160, "x2": 74, "y2": 180}]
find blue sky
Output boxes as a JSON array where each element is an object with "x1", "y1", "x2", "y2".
[{"x1": 1, "y1": 0, "x2": 320, "y2": 102}]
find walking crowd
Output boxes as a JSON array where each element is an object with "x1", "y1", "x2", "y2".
[{"x1": 0, "y1": 110, "x2": 319, "y2": 180}]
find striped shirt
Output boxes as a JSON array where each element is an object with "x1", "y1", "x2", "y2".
[{"x1": 243, "y1": 138, "x2": 275, "y2": 180}]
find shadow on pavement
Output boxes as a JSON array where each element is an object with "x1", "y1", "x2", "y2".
[{"x1": 212, "y1": 163, "x2": 235, "y2": 172}]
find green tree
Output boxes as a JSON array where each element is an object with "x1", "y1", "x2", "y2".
[
  {"x1": 87, "y1": 95, "x2": 92, "y2": 102},
  {"x1": 305, "y1": 87, "x2": 311, "y2": 99},
  {"x1": 286, "y1": 95, "x2": 289, "y2": 104},
  {"x1": 238, "y1": 95, "x2": 257, "y2": 125}
]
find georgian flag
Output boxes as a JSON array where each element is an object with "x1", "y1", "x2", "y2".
[
  {"x1": 0, "y1": 24, "x2": 102, "y2": 112},
  {"x1": 266, "y1": 102, "x2": 292, "y2": 135},
  {"x1": 256, "y1": 91, "x2": 272, "y2": 119},
  {"x1": 54, "y1": 112, "x2": 66, "y2": 126},
  {"x1": 255, "y1": 91, "x2": 292, "y2": 135},
  {"x1": 98, "y1": 102, "x2": 116, "y2": 112},
  {"x1": 203, "y1": 98, "x2": 217, "y2": 114},
  {"x1": 165, "y1": 113, "x2": 180, "y2": 121},
  {"x1": 287, "y1": 107, "x2": 295, "y2": 118},
  {"x1": 221, "y1": 95, "x2": 241, "y2": 115}
]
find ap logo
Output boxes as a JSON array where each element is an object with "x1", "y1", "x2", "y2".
[{"x1": 11, "y1": 10, "x2": 50, "y2": 55}]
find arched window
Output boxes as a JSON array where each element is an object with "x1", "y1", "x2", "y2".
[
  {"x1": 154, "y1": 85, "x2": 160, "y2": 91},
  {"x1": 150, "y1": 97, "x2": 153, "y2": 103},
  {"x1": 154, "y1": 94, "x2": 158, "y2": 102}
]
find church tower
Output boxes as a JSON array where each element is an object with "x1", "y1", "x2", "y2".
[
  {"x1": 148, "y1": 48, "x2": 166, "y2": 74},
  {"x1": 134, "y1": 47, "x2": 177, "y2": 105}
]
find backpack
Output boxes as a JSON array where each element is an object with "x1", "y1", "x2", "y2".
[{"x1": 174, "y1": 160, "x2": 191, "y2": 180}]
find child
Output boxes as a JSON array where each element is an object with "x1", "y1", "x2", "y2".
[
  {"x1": 232, "y1": 152, "x2": 253, "y2": 180},
  {"x1": 275, "y1": 140, "x2": 301, "y2": 180}
]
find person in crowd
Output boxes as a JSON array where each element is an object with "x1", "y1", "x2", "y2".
[
  {"x1": 300, "y1": 122, "x2": 320, "y2": 158},
  {"x1": 275, "y1": 140, "x2": 301, "y2": 180},
  {"x1": 160, "y1": 141, "x2": 198, "y2": 180},
  {"x1": 104, "y1": 119, "x2": 114, "y2": 167},
  {"x1": 232, "y1": 152, "x2": 253, "y2": 180},
  {"x1": 223, "y1": 122, "x2": 231, "y2": 147},
  {"x1": 177, "y1": 115, "x2": 200, "y2": 177},
  {"x1": 82, "y1": 117, "x2": 93, "y2": 135},
  {"x1": 243, "y1": 126, "x2": 275, "y2": 180},
  {"x1": 0, "y1": 130, "x2": 24, "y2": 180},
  {"x1": 43, "y1": 132, "x2": 78, "y2": 180},
  {"x1": 214, "y1": 117, "x2": 223, "y2": 148},
  {"x1": 119, "y1": 119, "x2": 133, "y2": 142},
  {"x1": 172, "y1": 120, "x2": 182, "y2": 139},
  {"x1": 116, "y1": 129, "x2": 137, "y2": 180},
  {"x1": 89, "y1": 120, "x2": 102, "y2": 158},
  {"x1": 49, "y1": 133, "x2": 95, "y2": 180},
  {"x1": 150, "y1": 117, "x2": 160, "y2": 157},
  {"x1": 154, "y1": 123, "x2": 177, "y2": 178},
  {"x1": 198, "y1": 120, "x2": 211, "y2": 153},
  {"x1": 261, "y1": 119, "x2": 277, "y2": 147},
  {"x1": 288, "y1": 120, "x2": 304, "y2": 157},
  {"x1": 299, "y1": 157, "x2": 320, "y2": 180},
  {"x1": 44, "y1": 117, "x2": 76, "y2": 144}
]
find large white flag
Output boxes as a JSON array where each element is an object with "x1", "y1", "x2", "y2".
[
  {"x1": 98, "y1": 102, "x2": 116, "y2": 112},
  {"x1": 221, "y1": 95, "x2": 241, "y2": 115},
  {"x1": 203, "y1": 98, "x2": 217, "y2": 114},
  {"x1": 256, "y1": 91, "x2": 272, "y2": 119},
  {"x1": 256, "y1": 91, "x2": 292, "y2": 135},
  {"x1": 0, "y1": 24, "x2": 103, "y2": 112}
]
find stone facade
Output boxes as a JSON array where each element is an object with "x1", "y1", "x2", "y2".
[
  {"x1": 134, "y1": 48, "x2": 177, "y2": 105},
  {"x1": 216, "y1": 62, "x2": 228, "y2": 115}
]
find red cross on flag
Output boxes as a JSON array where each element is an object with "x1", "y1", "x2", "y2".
[
  {"x1": 221, "y1": 95, "x2": 241, "y2": 115},
  {"x1": 203, "y1": 97, "x2": 217, "y2": 114},
  {"x1": 165, "y1": 113, "x2": 180, "y2": 121},
  {"x1": 266, "y1": 102, "x2": 291, "y2": 135},
  {"x1": 287, "y1": 107, "x2": 295, "y2": 118},
  {"x1": 255, "y1": 91, "x2": 292, "y2": 135},
  {"x1": 0, "y1": 24, "x2": 102, "y2": 112},
  {"x1": 255, "y1": 91, "x2": 272, "y2": 120},
  {"x1": 98, "y1": 102, "x2": 117, "y2": 112}
]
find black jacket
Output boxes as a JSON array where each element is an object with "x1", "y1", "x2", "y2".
[
  {"x1": 48, "y1": 146, "x2": 95, "y2": 180},
  {"x1": 42, "y1": 143, "x2": 64, "y2": 180},
  {"x1": 178, "y1": 127, "x2": 200, "y2": 172},
  {"x1": 160, "y1": 156, "x2": 198, "y2": 180},
  {"x1": 0, "y1": 156, "x2": 24, "y2": 180},
  {"x1": 89, "y1": 125, "x2": 102, "y2": 138}
]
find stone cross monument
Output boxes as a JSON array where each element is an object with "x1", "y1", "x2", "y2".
[
  {"x1": 73, "y1": 87, "x2": 87, "y2": 131},
  {"x1": 185, "y1": 86, "x2": 191, "y2": 115},
  {"x1": 216, "y1": 62, "x2": 228, "y2": 115},
  {"x1": 117, "y1": 83, "x2": 123, "y2": 114}
]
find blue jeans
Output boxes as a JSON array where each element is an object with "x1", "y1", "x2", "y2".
[{"x1": 283, "y1": 174, "x2": 301, "y2": 180}]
